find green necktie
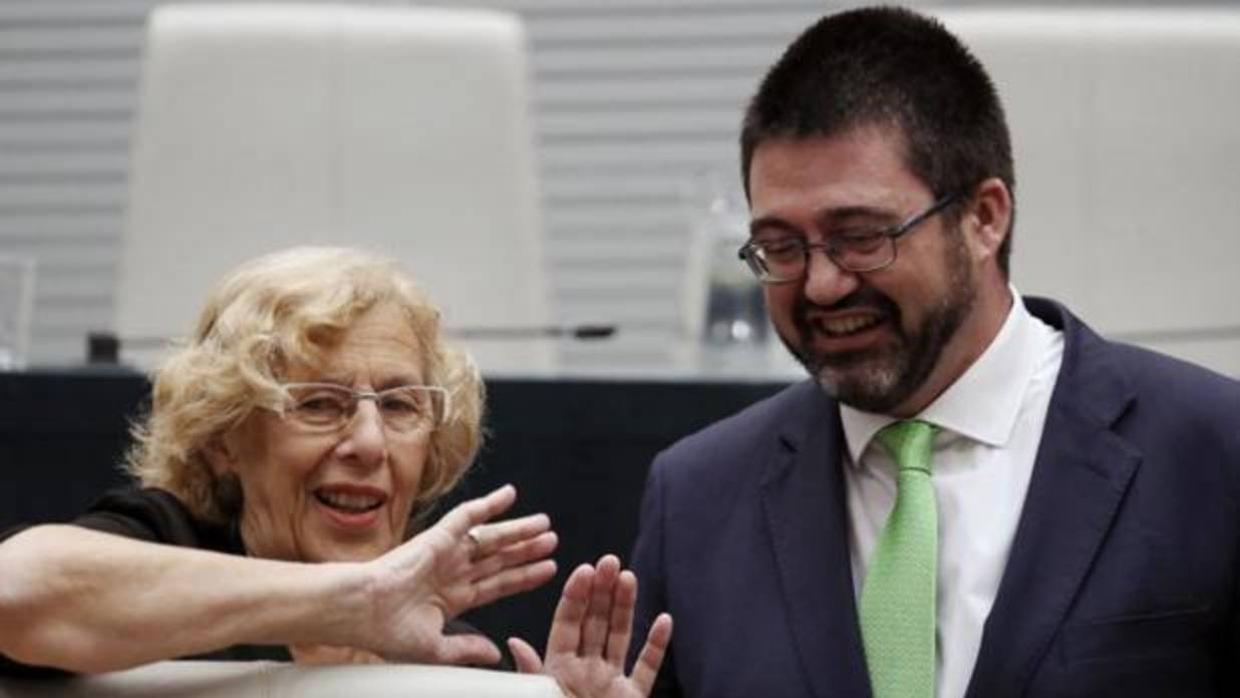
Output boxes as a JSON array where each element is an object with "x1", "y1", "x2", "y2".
[{"x1": 859, "y1": 420, "x2": 939, "y2": 698}]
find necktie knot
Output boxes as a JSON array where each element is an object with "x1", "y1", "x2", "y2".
[{"x1": 875, "y1": 419, "x2": 937, "y2": 475}]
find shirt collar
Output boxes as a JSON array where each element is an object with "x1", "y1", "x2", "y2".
[{"x1": 840, "y1": 287, "x2": 1039, "y2": 465}]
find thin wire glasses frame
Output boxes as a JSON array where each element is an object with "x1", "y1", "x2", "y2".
[
  {"x1": 737, "y1": 192, "x2": 962, "y2": 284},
  {"x1": 275, "y1": 382, "x2": 451, "y2": 434}
]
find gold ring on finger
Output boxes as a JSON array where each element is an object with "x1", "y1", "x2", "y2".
[{"x1": 466, "y1": 527, "x2": 484, "y2": 555}]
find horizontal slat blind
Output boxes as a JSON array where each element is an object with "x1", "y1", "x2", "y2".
[{"x1": 0, "y1": 1, "x2": 148, "y2": 362}]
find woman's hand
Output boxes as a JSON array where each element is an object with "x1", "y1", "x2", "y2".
[
  {"x1": 508, "y1": 555, "x2": 673, "y2": 698},
  {"x1": 356, "y1": 484, "x2": 558, "y2": 666}
]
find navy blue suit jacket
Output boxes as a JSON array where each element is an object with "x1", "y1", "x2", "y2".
[{"x1": 630, "y1": 297, "x2": 1240, "y2": 697}]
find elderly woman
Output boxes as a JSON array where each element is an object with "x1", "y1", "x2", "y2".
[{"x1": 0, "y1": 247, "x2": 670, "y2": 695}]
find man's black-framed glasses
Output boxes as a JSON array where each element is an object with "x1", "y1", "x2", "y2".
[{"x1": 737, "y1": 193, "x2": 962, "y2": 283}]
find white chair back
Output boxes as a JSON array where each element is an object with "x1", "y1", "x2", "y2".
[
  {"x1": 115, "y1": 3, "x2": 551, "y2": 374},
  {"x1": 943, "y1": 8, "x2": 1240, "y2": 375}
]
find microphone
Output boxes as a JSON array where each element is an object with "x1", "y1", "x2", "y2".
[
  {"x1": 447, "y1": 324, "x2": 617, "y2": 340},
  {"x1": 87, "y1": 324, "x2": 617, "y2": 364}
]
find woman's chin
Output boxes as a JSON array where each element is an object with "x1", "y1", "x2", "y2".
[
  {"x1": 299, "y1": 500, "x2": 399, "y2": 559},
  {"x1": 300, "y1": 538, "x2": 391, "y2": 563}
]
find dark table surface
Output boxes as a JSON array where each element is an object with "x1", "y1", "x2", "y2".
[{"x1": 0, "y1": 368, "x2": 791, "y2": 654}]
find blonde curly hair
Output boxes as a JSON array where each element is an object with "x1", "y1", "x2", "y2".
[{"x1": 125, "y1": 246, "x2": 484, "y2": 525}]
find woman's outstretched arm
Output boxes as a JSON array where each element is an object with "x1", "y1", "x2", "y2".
[{"x1": 0, "y1": 485, "x2": 556, "y2": 673}]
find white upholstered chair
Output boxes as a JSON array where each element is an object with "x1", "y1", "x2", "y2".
[
  {"x1": 941, "y1": 8, "x2": 1240, "y2": 376},
  {"x1": 114, "y1": 3, "x2": 551, "y2": 374},
  {"x1": 0, "y1": 661, "x2": 562, "y2": 698}
]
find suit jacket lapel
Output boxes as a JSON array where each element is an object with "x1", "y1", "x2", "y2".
[
  {"x1": 966, "y1": 298, "x2": 1142, "y2": 697},
  {"x1": 761, "y1": 383, "x2": 872, "y2": 698}
]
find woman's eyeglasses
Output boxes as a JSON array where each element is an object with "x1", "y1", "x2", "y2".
[{"x1": 276, "y1": 382, "x2": 450, "y2": 433}]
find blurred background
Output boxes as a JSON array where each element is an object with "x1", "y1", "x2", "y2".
[{"x1": 3, "y1": 0, "x2": 1238, "y2": 377}]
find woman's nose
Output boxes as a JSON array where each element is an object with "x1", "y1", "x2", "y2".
[{"x1": 338, "y1": 400, "x2": 388, "y2": 464}]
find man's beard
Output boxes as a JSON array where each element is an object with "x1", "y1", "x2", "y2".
[{"x1": 778, "y1": 231, "x2": 976, "y2": 413}]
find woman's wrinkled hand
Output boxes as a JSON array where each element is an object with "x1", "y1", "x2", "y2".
[
  {"x1": 356, "y1": 484, "x2": 558, "y2": 666},
  {"x1": 508, "y1": 555, "x2": 673, "y2": 698}
]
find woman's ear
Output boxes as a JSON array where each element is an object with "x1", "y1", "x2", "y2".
[
  {"x1": 204, "y1": 432, "x2": 239, "y2": 477},
  {"x1": 963, "y1": 177, "x2": 1012, "y2": 263}
]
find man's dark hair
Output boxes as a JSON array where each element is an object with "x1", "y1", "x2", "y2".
[{"x1": 740, "y1": 6, "x2": 1015, "y2": 275}]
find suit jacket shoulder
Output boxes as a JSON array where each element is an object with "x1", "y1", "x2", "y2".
[
  {"x1": 1026, "y1": 296, "x2": 1240, "y2": 490},
  {"x1": 649, "y1": 380, "x2": 833, "y2": 508},
  {"x1": 970, "y1": 297, "x2": 1240, "y2": 697}
]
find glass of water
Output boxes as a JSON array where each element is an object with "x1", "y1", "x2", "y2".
[{"x1": 0, "y1": 255, "x2": 36, "y2": 370}]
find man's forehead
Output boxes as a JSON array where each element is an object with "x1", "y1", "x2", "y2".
[{"x1": 747, "y1": 129, "x2": 928, "y2": 217}]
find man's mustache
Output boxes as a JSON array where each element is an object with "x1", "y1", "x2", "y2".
[{"x1": 793, "y1": 286, "x2": 900, "y2": 327}]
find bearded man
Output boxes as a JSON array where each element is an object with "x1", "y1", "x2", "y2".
[{"x1": 628, "y1": 6, "x2": 1240, "y2": 698}]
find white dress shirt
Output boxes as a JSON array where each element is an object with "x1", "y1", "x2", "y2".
[{"x1": 839, "y1": 291, "x2": 1064, "y2": 698}]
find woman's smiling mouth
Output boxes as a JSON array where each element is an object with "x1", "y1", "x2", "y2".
[{"x1": 312, "y1": 485, "x2": 388, "y2": 529}]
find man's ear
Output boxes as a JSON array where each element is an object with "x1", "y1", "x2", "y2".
[{"x1": 963, "y1": 177, "x2": 1012, "y2": 263}]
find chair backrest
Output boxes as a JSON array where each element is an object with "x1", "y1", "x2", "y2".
[
  {"x1": 942, "y1": 8, "x2": 1240, "y2": 375},
  {"x1": 0, "y1": 660, "x2": 562, "y2": 698},
  {"x1": 114, "y1": 3, "x2": 551, "y2": 374}
]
